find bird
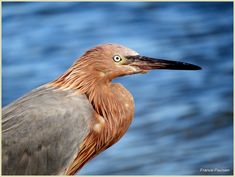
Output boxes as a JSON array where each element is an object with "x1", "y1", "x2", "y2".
[{"x1": 2, "y1": 44, "x2": 201, "y2": 175}]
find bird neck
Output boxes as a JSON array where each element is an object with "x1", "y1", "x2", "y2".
[
  {"x1": 64, "y1": 83, "x2": 135, "y2": 175},
  {"x1": 50, "y1": 61, "x2": 135, "y2": 175},
  {"x1": 49, "y1": 62, "x2": 134, "y2": 128},
  {"x1": 49, "y1": 57, "x2": 114, "y2": 92},
  {"x1": 50, "y1": 67, "x2": 133, "y2": 123}
]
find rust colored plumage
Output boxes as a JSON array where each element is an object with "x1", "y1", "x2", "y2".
[
  {"x1": 64, "y1": 83, "x2": 134, "y2": 174},
  {"x1": 49, "y1": 45, "x2": 135, "y2": 174}
]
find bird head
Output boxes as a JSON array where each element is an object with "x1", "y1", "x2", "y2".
[
  {"x1": 51, "y1": 44, "x2": 201, "y2": 91},
  {"x1": 77, "y1": 44, "x2": 201, "y2": 81}
]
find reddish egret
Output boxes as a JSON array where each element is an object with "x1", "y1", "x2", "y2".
[{"x1": 2, "y1": 44, "x2": 201, "y2": 175}]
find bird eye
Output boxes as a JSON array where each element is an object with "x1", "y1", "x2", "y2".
[{"x1": 113, "y1": 55, "x2": 122, "y2": 62}]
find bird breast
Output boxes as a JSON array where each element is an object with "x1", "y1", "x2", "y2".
[{"x1": 91, "y1": 83, "x2": 135, "y2": 138}]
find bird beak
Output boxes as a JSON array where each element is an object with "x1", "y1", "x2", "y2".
[{"x1": 126, "y1": 55, "x2": 201, "y2": 71}]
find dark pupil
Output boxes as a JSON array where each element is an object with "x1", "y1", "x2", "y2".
[{"x1": 115, "y1": 56, "x2": 120, "y2": 60}]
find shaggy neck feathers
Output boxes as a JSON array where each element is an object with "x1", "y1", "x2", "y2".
[{"x1": 49, "y1": 54, "x2": 134, "y2": 175}]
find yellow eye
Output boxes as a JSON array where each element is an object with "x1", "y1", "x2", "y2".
[{"x1": 113, "y1": 55, "x2": 122, "y2": 62}]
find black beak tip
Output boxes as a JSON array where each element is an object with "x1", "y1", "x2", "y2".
[
  {"x1": 190, "y1": 64, "x2": 202, "y2": 70},
  {"x1": 180, "y1": 61, "x2": 201, "y2": 70},
  {"x1": 172, "y1": 62, "x2": 202, "y2": 70}
]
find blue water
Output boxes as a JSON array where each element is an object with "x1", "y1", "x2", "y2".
[{"x1": 2, "y1": 2, "x2": 233, "y2": 175}]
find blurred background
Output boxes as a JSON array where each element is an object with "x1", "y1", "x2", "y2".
[{"x1": 2, "y1": 2, "x2": 233, "y2": 175}]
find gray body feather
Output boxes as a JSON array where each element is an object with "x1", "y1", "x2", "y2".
[{"x1": 2, "y1": 86, "x2": 93, "y2": 175}]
